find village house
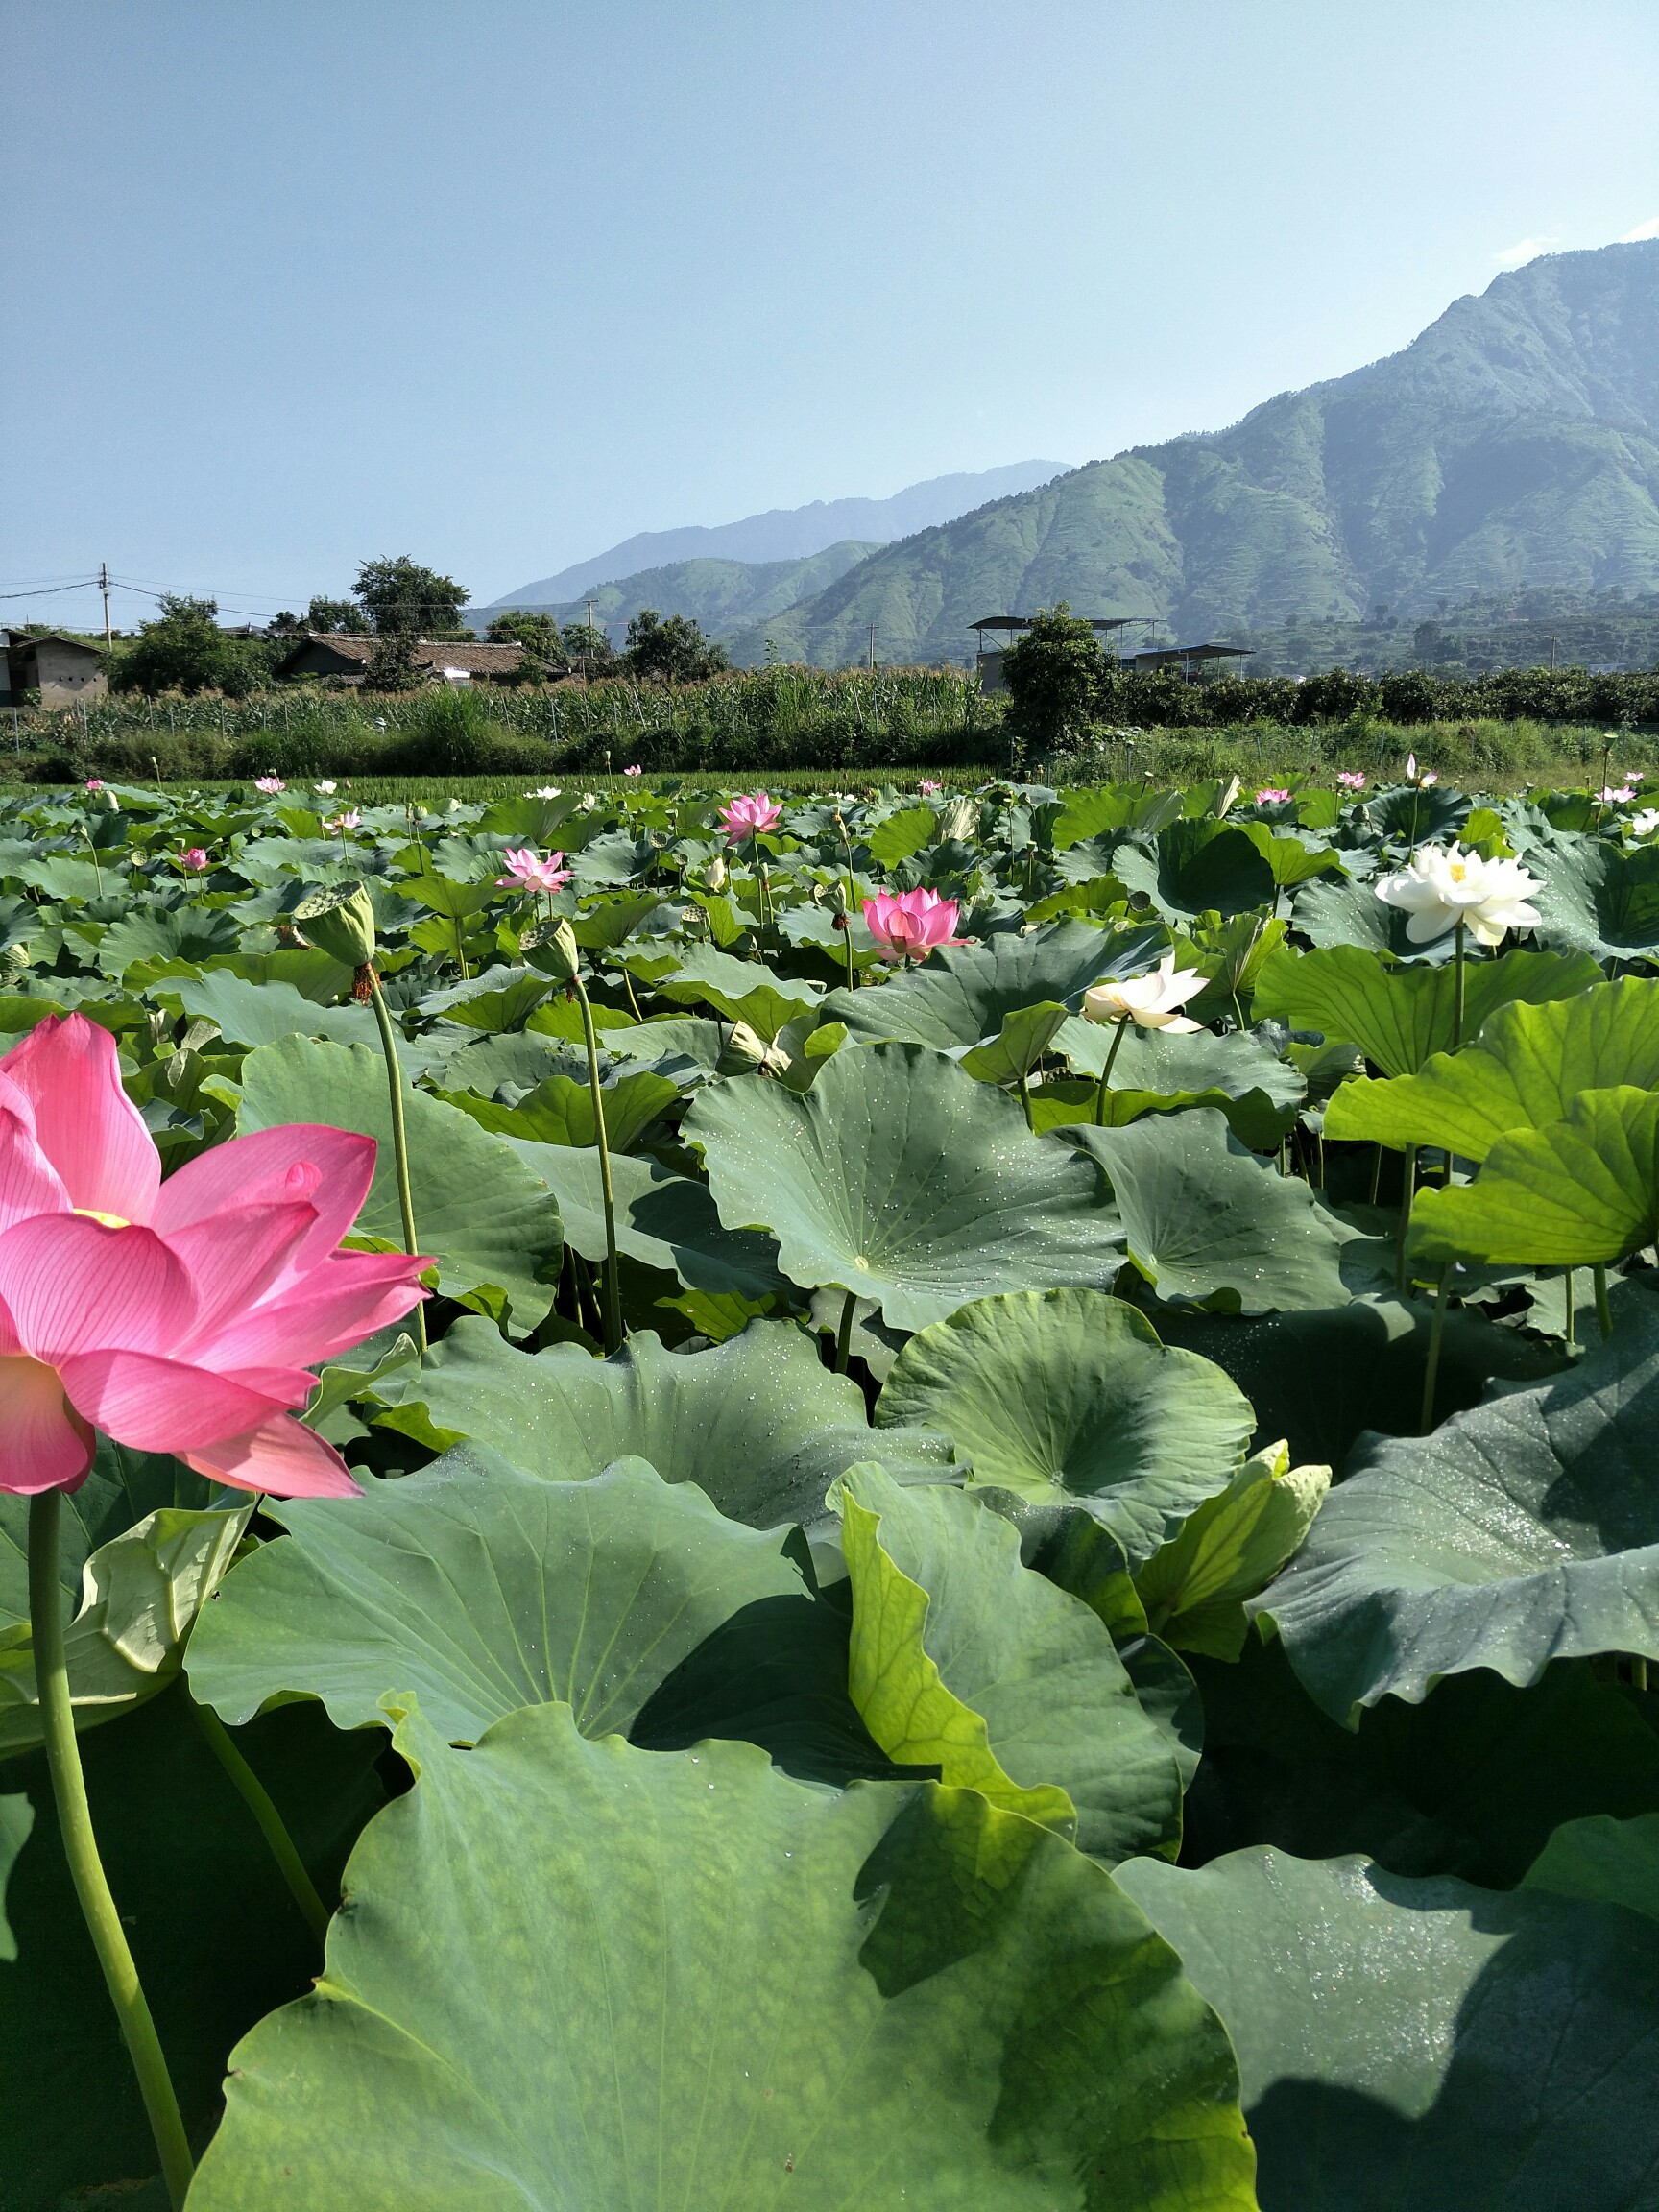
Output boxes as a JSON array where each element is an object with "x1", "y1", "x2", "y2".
[
  {"x1": 273, "y1": 633, "x2": 526, "y2": 684},
  {"x1": 0, "y1": 630, "x2": 108, "y2": 709}
]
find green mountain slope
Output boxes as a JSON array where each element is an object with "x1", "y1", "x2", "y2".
[
  {"x1": 730, "y1": 241, "x2": 1659, "y2": 668},
  {"x1": 485, "y1": 541, "x2": 879, "y2": 640}
]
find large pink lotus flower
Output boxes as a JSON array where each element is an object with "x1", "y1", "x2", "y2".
[
  {"x1": 496, "y1": 847, "x2": 571, "y2": 895},
  {"x1": 179, "y1": 847, "x2": 209, "y2": 872},
  {"x1": 718, "y1": 792, "x2": 782, "y2": 843},
  {"x1": 0, "y1": 1015, "x2": 429, "y2": 1500},
  {"x1": 255, "y1": 776, "x2": 286, "y2": 795},
  {"x1": 862, "y1": 887, "x2": 963, "y2": 961}
]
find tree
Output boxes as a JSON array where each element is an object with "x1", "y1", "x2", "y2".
[
  {"x1": 561, "y1": 619, "x2": 616, "y2": 678},
  {"x1": 486, "y1": 610, "x2": 565, "y2": 668},
  {"x1": 113, "y1": 595, "x2": 272, "y2": 698},
  {"x1": 998, "y1": 603, "x2": 1109, "y2": 756},
  {"x1": 306, "y1": 595, "x2": 371, "y2": 636},
  {"x1": 363, "y1": 635, "x2": 421, "y2": 690},
  {"x1": 622, "y1": 608, "x2": 730, "y2": 684},
  {"x1": 352, "y1": 557, "x2": 469, "y2": 637}
]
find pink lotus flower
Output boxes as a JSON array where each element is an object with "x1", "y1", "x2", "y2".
[
  {"x1": 326, "y1": 810, "x2": 363, "y2": 832},
  {"x1": 1255, "y1": 787, "x2": 1291, "y2": 805},
  {"x1": 179, "y1": 847, "x2": 209, "y2": 872},
  {"x1": 920, "y1": 780, "x2": 943, "y2": 796},
  {"x1": 255, "y1": 775, "x2": 286, "y2": 795},
  {"x1": 1337, "y1": 770, "x2": 1367, "y2": 790},
  {"x1": 1404, "y1": 754, "x2": 1437, "y2": 788},
  {"x1": 84, "y1": 779, "x2": 104, "y2": 793},
  {"x1": 496, "y1": 846, "x2": 571, "y2": 895},
  {"x1": 1599, "y1": 785, "x2": 1636, "y2": 804},
  {"x1": 718, "y1": 792, "x2": 783, "y2": 843},
  {"x1": 0, "y1": 1015, "x2": 428, "y2": 1499},
  {"x1": 861, "y1": 888, "x2": 963, "y2": 961},
  {"x1": 623, "y1": 763, "x2": 643, "y2": 778}
]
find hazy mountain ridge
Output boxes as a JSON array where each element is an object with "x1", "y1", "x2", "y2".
[
  {"x1": 482, "y1": 460, "x2": 1070, "y2": 606},
  {"x1": 725, "y1": 242, "x2": 1659, "y2": 667},
  {"x1": 472, "y1": 541, "x2": 880, "y2": 641}
]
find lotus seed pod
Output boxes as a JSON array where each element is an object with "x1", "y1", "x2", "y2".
[
  {"x1": 291, "y1": 879, "x2": 377, "y2": 970},
  {"x1": 521, "y1": 917, "x2": 581, "y2": 984},
  {"x1": 716, "y1": 1021, "x2": 772, "y2": 1075}
]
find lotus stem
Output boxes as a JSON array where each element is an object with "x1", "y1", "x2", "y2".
[
  {"x1": 1369, "y1": 1143, "x2": 1383, "y2": 1207},
  {"x1": 1636, "y1": 1657, "x2": 1649, "y2": 1694},
  {"x1": 367, "y1": 973, "x2": 426, "y2": 1357},
  {"x1": 1452, "y1": 918, "x2": 1466, "y2": 1048},
  {"x1": 1393, "y1": 1143, "x2": 1417, "y2": 1297},
  {"x1": 1565, "y1": 1268, "x2": 1575, "y2": 1347},
  {"x1": 833, "y1": 1287, "x2": 856, "y2": 1376},
  {"x1": 190, "y1": 1698, "x2": 328, "y2": 1941},
  {"x1": 30, "y1": 1491, "x2": 195, "y2": 2211},
  {"x1": 1594, "y1": 1262, "x2": 1613, "y2": 1339},
  {"x1": 1016, "y1": 1070, "x2": 1033, "y2": 1131},
  {"x1": 1094, "y1": 1019, "x2": 1130, "y2": 1125},
  {"x1": 574, "y1": 974, "x2": 623, "y2": 1354},
  {"x1": 1420, "y1": 1266, "x2": 1452, "y2": 1432}
]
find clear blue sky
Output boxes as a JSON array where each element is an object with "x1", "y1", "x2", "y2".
[{"x1": 5, "y1": 0, "x2": 1657, "y2": 630}]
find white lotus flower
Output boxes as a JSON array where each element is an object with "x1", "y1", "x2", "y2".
[
  {"x1": 1373, "y1": 842, "x2": 1541, "y2": 947},
  {"x1": 1083, "y1": 953, "x2": 1206, "y2": 1032},
  {"x1": 1627, "y1": 808, "x2": 1659, "y2": 838}
]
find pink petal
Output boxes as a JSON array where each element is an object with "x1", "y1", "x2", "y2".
[
  {"x1": 0, "y1": 1355, "x2": 95, "y2": 1494},
  {"x1": 194, "y1": 1252, "x2": 429, "y2": 1371},
  {"x1": 0, "y1": 1215, "x2": 197, "y2": 1362},
  {"x1": 0, "y1": 1091, "x2": 69, "y2": 1235},
  {"x1": 164, "y1": 1199, "x2": 320, "y2": 1345},
  {"x1": 152, "y1": 1125, "x2": 375, "y2": 1263},
  {"x1": 0, "y1": 1015, "x2": 160, "y2": 1227},
  {"x1": 57, "y1": 1348, "x2": 286, "y2": 1453},
  {"x1": 183, "y1": 1412, "x2": 360, "y2": 1499}
]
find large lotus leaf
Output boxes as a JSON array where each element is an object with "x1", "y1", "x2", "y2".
[
  {"x1": 1067, "y1": 1110, "x2": 1350, "y2": 1311},
  {"x1": 865, "y1": 802, "x2": 936, "y2": 869},
  {"x1": 823, "y1": 920, "x2": 1167, "y2": 1046},
  {"x1": 2, "y1": 1690, "x2": 384, "y2": 2208},
  {"x1": 237, "y1": 1035, "x2": 565, "y2": 1328},
  {"x1": 372, "y1": 1316, "x2": 956, "y2": 1529},
  {"x1": 1408, "y1": 1086, "x2": 1659, "y2": 1267},
  {"x1": 1238, "y1": 822, "x2": 1347, "y2": 890},
  {"x1": 1182, "y1": 1637, "x2": 1659, "y2": 1888},
  {"x1": 1133, "y1": 1442, "x2": 1330, "y2": 1661},
  {"x1": 1524, "y1": 1812, "x2": 1659, "y2": 1922},
  {"x1": 0, "y1": 1434, "x2": 216, "y2": 1635},
  {"x1": 876, "y1": 1290, "x2": 1253, "y2": 1562},
  {"x1": 686, "y1": 1042, "x2": 1124, "y2": 1331},
  {"x1": 1113, "y1": 822, "x2": 1277, "y2": 923},
  {"x1": 1151, "y1": 1295, "x2": 1567, "y2": 1469},
  {"x1": 1256, "y1": 942, "x2": 1602, "y2": 1079},
  {"x1": 0, "y1": 1503, "x2": 250, "y2": 1757},
  {"x1": 168, "y1": 971, "x2": 441, "y2": 1074},
  {"x1": 443, "y1": 1066, "x2": 680, "y2": 1152},
  {"x1": 1118, "y1": 1845, "x2": 1659, "y2": 2212},
  {"x1": 188, "y1": 1449, "x2": 811, "y2": 1748},
  {"x1": 1051, "y1": 1017, "x2": 1306, "y2": 1150},
  {"x1": 504, "y1": 1140, "x2": 789, "y2": 1298},
  {"x1": 654, "y1": 944, "x2": 822, "y2": 1042},
  {"x1": 190, "y1": 1704, "x2": 1255, "y2": 2212},
  {"x1": 1253, "y1": 1288, "x2": 1659, "y2": 1719},
  {"x1": 836, "y1": 1462, "x2": 1184, "y2": 1863},
  {"x1": 958, "y1": 998, "x2": 1070, "y2": 1085},
  {"x1": 94, "y1": 901, "x2": 242, "y2": 976},
  {"x1": 1527, "y1": 833, "x2": 1659, "y2": 963},
  {"x1": 1292, "y1": 872, "x2": 1458, "y2": 960}
]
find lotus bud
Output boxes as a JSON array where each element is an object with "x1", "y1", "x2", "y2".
[
  {"x1": 521, "y1": 917, "x2": 581, "y2": 985},
  {"x1": 707, "y1": 854, "x2": 728, "y2": 892},
  {"x1": 938, "y1": 794, "x2": 977, "y2": 842},
  {"x1": 1213, "y1": 775, "x2": 1240, "y2": 818},
  {"x1": 292, "y1": 880, "x2": 378, "y2": 982},
  {"x1": 103, "y1": 788, "x2": 121, "y2": 813}
]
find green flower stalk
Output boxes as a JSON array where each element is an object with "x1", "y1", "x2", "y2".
[
  {"x1": 292, "y1": 882, "x2": 426, "y2": 1356},
  {"x1": 528, "y1": 919, "x2": 622, "y2": 1353}
]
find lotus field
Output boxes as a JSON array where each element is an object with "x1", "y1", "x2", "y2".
[{"x1": 8, "y1": 764, "x2": 1659, "y2": 2209}]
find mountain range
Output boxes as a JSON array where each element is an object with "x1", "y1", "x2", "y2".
[
  {"x1": 481, "y1": 461, "x2": 1069, "y2": 609},
  {"x1": 725, "y1": 241, "x2": 1659, "y2": 666}
]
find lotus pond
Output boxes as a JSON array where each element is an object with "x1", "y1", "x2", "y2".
[{"x1": 4, "y1": 768, "x2": 1659, "y2": 2210}]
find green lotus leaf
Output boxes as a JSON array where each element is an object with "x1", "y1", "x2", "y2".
[
  {"x1": 1119, "y1": 1844, "x2": 1659, "y2": 2212},
  {"x1": 399, "y1": 873, "x2": 498, "y2": 923},
  {"x1": 1068, "y1": 1109, "x2": 1351, "y2": 1310},
  {"x1": 1524, "y1": 1812, "x2": 1659, "y2": 1923},
  {"x1": 864, "y1": 802, "x2": 936, "y2": 868},
  {"x1": 958, "y1": 998, "x2": 1070, "y2": 1085},
  {"x1": 237, "y1": 1034, "x2": 565, "y2": 1328},
  {"x1": 1256, "y1": 942, "x2": 1601, "y2": 1078},
  {"x1": 415, "y1": 963, "x2": 555, "y2": 1031},
  {"x1": 654, "y1": 944, "x2": 822, "y2": 1042},
  {"x1": 165, "y1": 970, "x2": 441, "y2": 1075},
  {"x1": 835, "y1": 1461, "x2": 1185, "y2": 1863},
  {"x1": 1134, "y1": 1441, "x2": 1330, "y2": 1660},
  {"x1": 190, "y1": 1703, "x2": 1255, "y2": 2212},
  {"x1": 0, "y1": 1793, "x2": 26, "y2": 1963},
  {"x1": 1253, "y1": 1287, "x2": 1659, "y2": 1719},
  {"x1": 1051, "y1": 1017, "x2": 1306, "y2": 1149},
  {"x1": 372, "y1": 1316, "x2": 956, "y2": 1529},
  {"x1": 1327, "y1": 976, "x2": 1659, "y2": 1165},
  {"x1": 824, "y1": 919, "x2": 1167, "y2": 1046},
  {"x1": 686, "y1": 1042, "x2": 1124, "y2": 1331},
  {"x1": 188, "y1": 1449, "x2": 812, "y2": 1747},
  {"x1": 94, "y1": 901, "x2": 242, "y2": 976},
  {"x1": 1409, "y1": 1086, "x2": 1659, "y2": 1267},
  {"x1": 876, "y1": 1289, "x2": 1254, "y2": 1561},
  {"x1": 1528, "y1": 833, "x2": 1659, "y2": 963},
  {"x1": 442, "y1": 1066, "x2": 680, "y2": 1152},
  {"x1": 1113, "y1": 821, "x2": 1277, "y2": 922},
  {"x1": 1292, "y1": 871, "x2": 1458, "y2": 959},
  {"x1": 504, "y1": 1141, "x2": 787, "y2": 1298},
  {"x1": 1184, "y1": 1639, "x2": 1659, "y2": 1888}
]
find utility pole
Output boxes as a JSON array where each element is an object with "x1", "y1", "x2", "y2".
[
  {"x1": 98, "y1": 562, "x2": 112, "y2": 650},
  {"x1": 868, "y1": 622, "x2": 876, "y2": 675},
  {"x1": 585, "y1": 597, "x2": 594, "y2": 683}
]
